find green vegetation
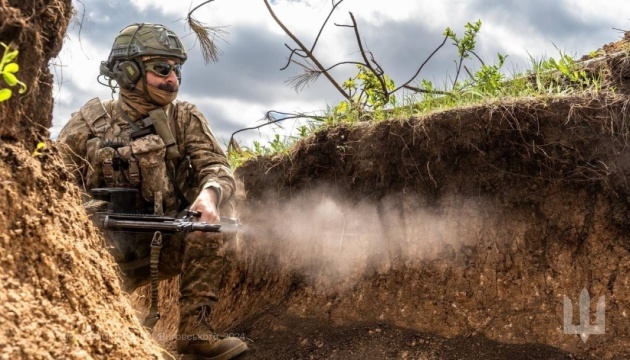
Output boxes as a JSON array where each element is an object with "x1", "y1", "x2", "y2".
[
  {"x1": 0, "y1": 42, "x2": 27, "y2": 102},
  {"x1": 227, "y1": 20, "x2": 604, "y2": 169},
  {"x1": 32, "y1": 142, "x2": 46, "y2": 157}
]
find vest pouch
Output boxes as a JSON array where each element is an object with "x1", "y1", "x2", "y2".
[
  {"x1": 117, "y1": 145, "x2": 140, "y2": 186},
  {"x1": 96, "y1": 146, "x2": 124, "y2": 187},
  {"x1": 85, "y1": 137, "x2": 104, "y2": 190},
  {"x1": 130, "y1": 134, "x2": 173, "y2": 210}
]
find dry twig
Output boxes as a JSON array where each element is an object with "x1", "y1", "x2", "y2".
[{"x1": 187, "y1": 0, "x2": 227, "y2": 64}]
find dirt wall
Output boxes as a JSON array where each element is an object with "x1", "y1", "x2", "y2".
[
  {"x1": 140, "y1": 92, "x2": 630, "y2": 360},
  {"x1": 0, "y1": 2, "x2": 166, "y2": 359},
  {"x1": 0, "y1": 143, "x2": 167, "y2": 359},
  {"x1": 225, "y1": 93, "x2": 630, "y2": 359}
]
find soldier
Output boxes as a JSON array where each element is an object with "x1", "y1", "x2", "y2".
[{"x1": 57, "y1": 23, "x2": 247, "y2": 359}]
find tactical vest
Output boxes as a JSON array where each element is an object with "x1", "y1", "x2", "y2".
[{"x1": 81, "y1": 97, "x2": 178, "y2": 215}]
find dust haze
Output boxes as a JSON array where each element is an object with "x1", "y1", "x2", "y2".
[{"x1": 238, "y1": 187, "x2": 494, "y2": 288}]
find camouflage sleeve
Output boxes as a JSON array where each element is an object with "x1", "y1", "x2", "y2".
[
  {"x1": 181, "y1": 103, "x2": 235, "y2": 205},
  {"x1": 56, "y1": 111, "x2": 92, "y2": 190}
]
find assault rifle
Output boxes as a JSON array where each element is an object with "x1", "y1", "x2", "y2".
[
  {"x1": 96, "y1": 211, "x2": 241, "y2": 234},
  {"x1": 89, "y1": 187, "x2": 241, "y2": 234}
]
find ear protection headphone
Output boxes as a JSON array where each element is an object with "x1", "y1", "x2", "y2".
[{"x1": 99, "y1": 60, "x2": 142, "y2": 90}]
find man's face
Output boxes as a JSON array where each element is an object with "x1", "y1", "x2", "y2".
[{"x1": 144, "y1": 58, "x2": 181, "y2": 92}]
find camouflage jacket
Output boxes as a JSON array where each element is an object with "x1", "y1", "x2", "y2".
[{"x1": 57, "y1": 97, "x2": 235, "y2": 214}]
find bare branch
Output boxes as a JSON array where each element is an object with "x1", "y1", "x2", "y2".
[
  {"x1": 189, "y1": 0, "x2": 215, "y2": 16},
  {"x1": 322, "y1": 61, "x2": 364, "y2": 73},
  {"x1": 280, "y1": 45, "x2": 308, "y2": 70},
  {"x1": 366, "y1": 50, "x2": 384, "y2": 75},
  {"x1": 348, "y1": 12, "x2": 389, "y2": 103},
  {"x1": 229, "y1": 110, "x2": 325, "y2": 147},
  {"x1": 357, "y1": 88, "x2": 368, "y2": 109},
  {"x1": 74, "y1": 0, "x2": 87, "y2": 52},
  {"x1": 264, "y1": 0, "x2": 466, "y2": 114},
  {"x1": 453, "y1": 55, "x2": 465, "y2": 86},
  {"x1": 470, "y1": 50, "x2": 485, "y2": 65},
  {"x1": 263, "y1": 0, "x2": 350, "y2": 100},
  {"x1": 463, "y1": 65, "x2": 475, "y2": 79},
  {"x1": 311, "y1": 0, "x2": 345, "y2": 52},
  {"x1": 402, "y1": 84, "x2": 451, "y2": 96},
  {"x1": 393, "y1": 34, "x2": 449, "y2": 93}
]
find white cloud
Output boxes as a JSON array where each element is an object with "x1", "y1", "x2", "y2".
[
  {"x1": 565, "y1": 0, "x2": 628, "y2": 24},
  {"x1": 52, "y1": 0, "x2": 630, "y2": 148}
]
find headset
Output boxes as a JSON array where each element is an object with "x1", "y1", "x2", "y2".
[{"x1": 99, "y1": 60, "x2": 142, "y2": 90}]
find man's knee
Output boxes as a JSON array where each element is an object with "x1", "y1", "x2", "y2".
[{"x1": 184, "y1": 232, "x2": 224, "y2": 258}]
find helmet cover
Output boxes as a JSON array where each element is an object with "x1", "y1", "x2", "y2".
[{"x1": 107, "y1": 23, "x2": 187, "y2": 65}]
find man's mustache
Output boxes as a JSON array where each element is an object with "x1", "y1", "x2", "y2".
[{"x1": 158, "y1": 83, "x2": 179, "y2": 92}]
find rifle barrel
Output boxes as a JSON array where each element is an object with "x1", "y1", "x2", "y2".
[{"x1": 103, "y1": 216, "x2": 221, "y2": 233}]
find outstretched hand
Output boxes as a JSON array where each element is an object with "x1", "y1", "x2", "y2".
[{"x1": 189, "y1": 188, "x2": 220, "y2": 223}]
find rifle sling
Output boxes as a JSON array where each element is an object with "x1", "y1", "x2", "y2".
[{"x1": 143, "y1": 231, "x2": 163, "y2": 331}]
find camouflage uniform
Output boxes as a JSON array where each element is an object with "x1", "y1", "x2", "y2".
[
  {"x1": 58, "y1": 96, "x2": 233, "y2": 282},
  {"x1": 57, "y1": 23, "x2": 246, "y2": 359}
]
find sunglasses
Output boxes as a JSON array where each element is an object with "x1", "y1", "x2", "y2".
[{"x1": 144, "y1": 61, "x2": 182, "y2": 79}]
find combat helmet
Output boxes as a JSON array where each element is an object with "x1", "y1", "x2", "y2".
[
  {"x1": 108, "y1": 23, "x2": 187, "y2": 64},
  {"x1": 100, "y1": 23, "x2": 187, "y2": 90}
]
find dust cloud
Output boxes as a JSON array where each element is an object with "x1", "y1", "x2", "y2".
[{"x1": 239, "y1": 188, "x2": 493, "y2": 288}]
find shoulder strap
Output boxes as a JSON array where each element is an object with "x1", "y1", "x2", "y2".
[
  {"x1": 164, "y1": 102, "x2": 191, "y2": 211},
  {"x1": 80, "y1": 97, "x2": 114, "y2": 141}
]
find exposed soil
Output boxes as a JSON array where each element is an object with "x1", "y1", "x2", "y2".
[
  {"x1": 241, "y1": 316, "x2": 589, "y2": 360},
  {"x1": 0, "y1": 144, "x2": 164, "y2": 359},
  {"x1": 0, "y1": 0, "x2": 70, "y2": 144},
  {"x1": 216, "y1": 94, "x2": 630, "y2": 360},
  {"x1": 3, "y1": 1, "x2": 630, "y2": 360},
  {"x1": 140, "y1": 94, "x2": 630, "y2": 359},
  {"x1": 1, "y1": 1, "x2": 164, "y2": 358}
]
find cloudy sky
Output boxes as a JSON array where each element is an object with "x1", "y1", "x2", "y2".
[{"x1": 50, "y1": 0, "x2": 630, "y2": 148}]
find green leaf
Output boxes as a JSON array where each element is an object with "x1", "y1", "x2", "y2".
[
  {"x1": 0, "y1": 88, "x2": 12, "y2": 102},
  {"x1": 3, "y1": 72, "x2": 17, "y2": 86},
  {"x1": 4, "y1": 50, "x2": 18, "y2": 63},
  {"x1": 4, "y1": 62, "x2": 18, "y2": 73}
]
